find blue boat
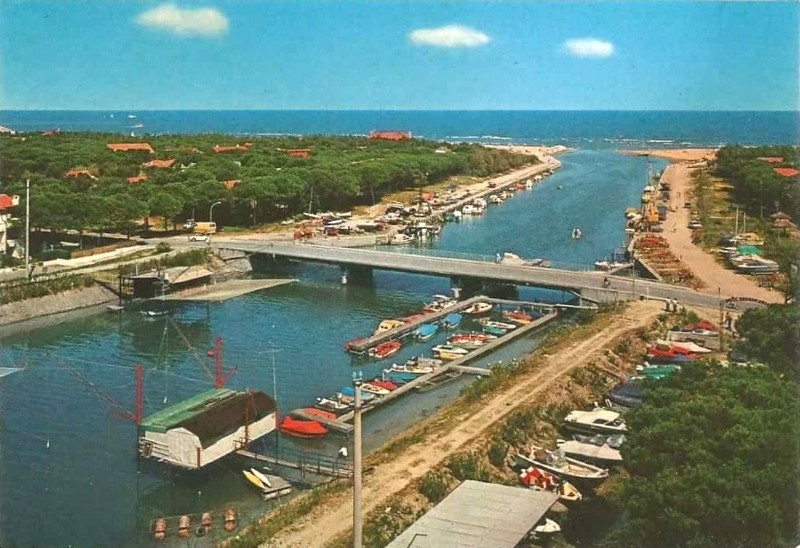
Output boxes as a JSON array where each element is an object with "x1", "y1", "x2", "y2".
[
  {"x1": 442, "y1": 313, "x2": 463, "y2": 329},
  {"x1": 340, "y1": 386, "x2": 376, "y2": 402},
  {"x1": 482, "y1": 324, "x2": 507, "y2": 336},
  {"x1": 415, "y1": 323, "x2": 439, "y2": 341},
  {"x1": 384, "y1": 371, "x2": 417, "y2": 384}
]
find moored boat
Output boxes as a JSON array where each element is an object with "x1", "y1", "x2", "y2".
[
  {"x1": 516, "y1": 445, "x2": 609, "y2": 485},
  {"x1": 360, "y1": 382, "x2": 391, "y2": 396},
  {"x1": 479, "y1": 318, "x2": 517, "y2": 331},
  {"x1": 280, "y1": 416, "x2": 328, "y2": 438},
  {"x1": 431, "y1": 344, "x2": 470, "y2": 361},
  {"x1": 415, "y1": 323, "x2": 439, "y2": 341},
  {"x1": 441, "y1": 312, "x2": 462, "y2": 329},
  {"x1": 563, "y1": 407, "x2": 627, "y2": 435},
  {"x1": 367, "y1": 340, "x2": 402, "y2": 360},
  {"x1": 463, "y1": 302, "x2": 493, "y2": 315},
  {"x1": 502, "y1": 310, "x2": 533, "y2": 324},
  {"x1": 340, "y1": 386, "x2": 377, "y2": 402},
  {"x1": 374, "y1": 319, "x2": 404, "y2": 335},
  {"x1": 557, "y1": 439, "x2": 623, "y2": 465},
  {"x1": 574, "y1": 433, "x2": 626, "y2": 450},
  {"x1": 422, "y1": 295, "x2": 458, "y2": 313},
  {"x1": 315, "y1": 396, "x2": 353, "y2": 415},
  {"x1": 645, "y1": 345, "x2": 700, "y2": 363},
  {"x1": 482, "y1": 324, "x2": 507, "y2": 336},
  {"x1": 369, "y1": 379, "x2": 399, "y2": 391},
  {"x1": 296, "y1": 407, "x2": 337, "y2": 421},
  {"x1": 449, "y1": 332, "x2": 495, "y2": 349},
  {"x1": 519, "y1": 466, "x2": 582, "y2": 502}
]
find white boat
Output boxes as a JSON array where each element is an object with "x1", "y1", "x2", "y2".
[
  {"x1": 556, "y1": 440, "x2": 623, "y2": 465},
  {"x1": 463, "y1": 302, "x2": 493, "y2": 315},
  {"x1": 431, "y1": 344, "x2": 469, "y2": 361},
  {"x1": 360, "y1": 382, "x2": 391, "y2": 396},
  {"x1": 461, "y1": 204, "x2": 477, "y2": 215},
  {"x1": 478, "y1": 319, "x2": 517, "y2": 330},
  {"x1": 571, "y1": 228, "x2": 582, "y2": 239},
  {"x1": 389, "y1": 362, "x2": 436, "y2": 375},
  {"x1": 488, "y1": 195, "x2": 503, "y2": 205},
  {"x1": 516, "y1": 445, "x2": 609, "y2": 485},
  {"x1": 389, "y1": 233, "x2": 413, "y2": 245},
  {"x1": 563, "y1": 407, "x2": 627, "y2": 435},
  {"x1": 533, "y1": 518, "x2": 561, "y2": 535},
  {"x1": 250, "y1": 468, "x2": 272, "y2": 488},
  {"x1": 594, "y1": 260, "x2": 627, "y2": 271}
]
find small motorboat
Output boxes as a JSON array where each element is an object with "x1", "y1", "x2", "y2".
[
  {"x1": 360, "y1": 382, "x2": 391, "y2": 396},
  {"x1": 563, "y1": 407, "x2": 627, "y2": 435},
  {"x1": 463, "y1": 302, "x2": 493, "y2": 315},
  {"x1": 482, "y1": 324, "x2": 507, "y2": 336},
  {"x1": 368, "y1": 340, "x2": 402, "y2": 360},
  {"x1": 519, "y1": 466, "x2": 582, "y2": 503},
  {"x1": 315, "y1": 396, "x2": 353, "y2": 415},
  {"x1": 422, "y1": 295, "x2": 458, "y2": 313},
  {"x1": 479, "y1": 319, "x2": 517, "y2": 331},
  {"x1": 374, "y1": 319, "x2": 404, "y2": 335},
  {"x1": 502, "y1": 310, "x2": 533, "y2": 324},
  {"x1": 390, "y1": 233, "x2": 413, "y2": 245},
  {"x1": 389, "y1": 360, "x2": 437, "y2": 375},
  {"x1": 557, "y1": 439, "x2": 624, "y2": 465},
  {"x1": 449, "y1": 333, "x2": 495, "y2": 349},
  {"x1": 280, "y1": 416, "x2": 328, "y2": 438},
  {"x1": 384, "y1": 371, "x2": 416, "y2": 384},
  {"x1": 432, "y1": 344, "x2": 470, "y2": 361},
  {"x1": 645, "y1": 345, "x2": 700, "y2": 364},
  {"x1": 369, "y1": 379, "x2": 399, "y2": 391},
  {"x1": 574, "y1": 433, "x2": 626, "y2": 450},
  {"x1": 441, "y1": 313, "x2": 463, "y2": 329},
  {"x1": 297, "y1": 407, "x2": 337, "y2": 421},
  {"x1": 340, "y1": 386, "x2": 377, "y2": 402},
  {"x1": 415, "y1": 323, "x2": 439, "y2": 341},
  {"x1": 223, "y1": 508, "x2": 237, "y2": 532},
  {"x1": 572, "y1": 227, "x2": 582, "y2": 239},
  {"x1": 516, "y1": 445, "x2": 609, "y2": 485}
]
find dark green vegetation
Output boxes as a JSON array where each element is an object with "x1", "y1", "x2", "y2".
[
  {"x1": 0, "y1": 273, "x2": 95, "y2": 305},
  {"x1": 714, "y1": 145, "x2": 799, "y2": 219},
  {"x1": 0, "y1": 132, "x2": 533, "y2": 235},
  {"x1": 734, "y1": 304, "x2": 800, "y2": 377},
  {"x1": 612, "y1": 305, "x2": 799, "y2": 548}
]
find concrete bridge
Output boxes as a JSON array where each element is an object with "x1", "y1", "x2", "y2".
[{"x1": 212, "y1": 240, "x2": 736, "y2": 310}]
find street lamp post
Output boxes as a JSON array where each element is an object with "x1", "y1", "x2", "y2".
[
  {"x1": 352, "y1": 371, "x2": 363, "y2": 548},
  {"x1": 209, "y1": 201, "x2": 222, "y2": 223}
]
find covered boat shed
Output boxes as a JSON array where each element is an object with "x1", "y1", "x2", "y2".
[
  {"x1": 387, "y1": 480, "x2": 558, "y2": 548},
  {"x1": 138, "y1": 388, "x2": 277, "y2": 469}
]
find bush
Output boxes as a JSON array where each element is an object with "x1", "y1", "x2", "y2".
[
  {"x1": 418, "y1": 472, "x2": 449, "y2": 504},
  {"x1": 575, "y1": 308, "x2": 597, "y2": 324},
  {"x1": 155, "y1": 241, "x2": 171, "y2": 253},
  {"x1": 446, "y1": 452, "x2": 489, "y2": 482},
  {"x1": 487, "y1": 438, "x2": 508, "y2": 468}
]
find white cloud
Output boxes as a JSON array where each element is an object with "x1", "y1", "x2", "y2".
[
  {"x1": 563, "y1": 38, "x2": 614, "y2": 58},
  {"x1": 135, "y1": 4, "x2": 229, "y2": 37},
  {"x1": 409, "y1": 25, "x2": 490, "y2": 48}
]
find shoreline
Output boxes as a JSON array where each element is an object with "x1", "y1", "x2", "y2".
[{"x1": 618, "y1": 148, "x2": 718, "y2": 163}]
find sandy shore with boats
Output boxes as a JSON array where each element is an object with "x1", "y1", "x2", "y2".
[{"x1": 629, "y1": 149, "x2": 782, "y2": 303}]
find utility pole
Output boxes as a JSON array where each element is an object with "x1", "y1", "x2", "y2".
[
  {"x1": 352, "y1": 371, "x2": 363, "y2": 548},
  {"x1": 24, "y1": 178, "x2": 30, "y2": 278}
]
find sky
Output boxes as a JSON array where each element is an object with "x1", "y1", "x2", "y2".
[{"x1": 2, "y1": 0, "x2": 798, "y2": 111}]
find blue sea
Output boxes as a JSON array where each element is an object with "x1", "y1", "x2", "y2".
[{"x1": 1, "y1": 110, "x2": 798, "y2": 146}]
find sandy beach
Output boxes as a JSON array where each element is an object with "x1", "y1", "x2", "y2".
[
  {"x1": 620, "y1": 148, "x2": 717, "y2": 162},
  {"x1": 487, "y1": 144, "x2": 573, "y2": 157},
  {"x1": 659, "y1": 161, "x2": 782, "y2": 303}
]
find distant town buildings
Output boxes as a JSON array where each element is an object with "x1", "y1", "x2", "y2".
[
  {"x1": 368, "y1": 131, "x2": 412, "y2": 141},
  {"x1": 107, "y1": 143, "x2": 155, "y2": 153}
]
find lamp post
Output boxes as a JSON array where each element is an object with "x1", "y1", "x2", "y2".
[
  {"x1": 352, "y1": 371, "x2": 363, "y2": 548},
  {"x1": 209, "y1": 200, "x2": 222, "y2": 223}
]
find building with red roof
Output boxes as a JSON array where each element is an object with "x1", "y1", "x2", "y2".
[
  {"x1": 286, "y1": 149, "x2": 311, "y2": 159},
  {"x1": 0, "y1": 194, "x2": 19, "y2": 253},
  {"x1": 213, "y1": 144, "x2": 250, "y2": 154},
  {"x1": 127, "y1": 175, "x2": 149, "y2": 184},
  {"x1": 222, "y1": 179, "x2": 242, "y2": 190},
  {"x1": 0, "y1": 194, "x2": 19, "y2": 211},
  {"x1": 108, "y1": 143, "x2": 155, "y2": 153},
  {"x1": 774, "y1": 167, "x2": 800, "y2": 178},
  {"x1": 143, "y1": 158, "x2": 176, "y2": 169},
  {"x1": 369, "y1": 131, "x2": 412, "y2": 141},
  {"x1": 758, "y1": 157, "x2": 784, "y2": 164}
]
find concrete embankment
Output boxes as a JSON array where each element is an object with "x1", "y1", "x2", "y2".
[{"x1": 0, "y1": 284, "x2": 117, "y2": 328}]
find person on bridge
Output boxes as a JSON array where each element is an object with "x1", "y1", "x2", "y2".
[{"x1": 603, "y1": 277, "x2": 610, "y2": 288}]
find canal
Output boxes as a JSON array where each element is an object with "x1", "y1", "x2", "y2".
[{"x1": 0, "y1": 149, "x2": 664, "y2": 546}]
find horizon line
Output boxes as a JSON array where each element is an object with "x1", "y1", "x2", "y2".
[{"x1": 2, "y1": 108, "x2": 799, "y2": 114}]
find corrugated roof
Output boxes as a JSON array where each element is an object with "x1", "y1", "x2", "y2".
[
  {"x1": 388, "y1": 480, "x2": 558, "y2": 548},
  {"x1": 774, "y1": 167, "x2": 800, "y2": 178}
]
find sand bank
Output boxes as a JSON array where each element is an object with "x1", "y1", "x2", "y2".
[
  {"x1": 619, "y1": 148, "x2": 718, "y2": 162},
  {"x1": 487, "y1": 144, "x2": 573, "y2": 157}
]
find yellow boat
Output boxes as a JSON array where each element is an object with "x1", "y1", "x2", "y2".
[
  {"x1": 374, "y1": 319, "x2": 404, "y2": 335},
  {"x1": 243, "y1": 469, "x2": 266, "y2": 491}
]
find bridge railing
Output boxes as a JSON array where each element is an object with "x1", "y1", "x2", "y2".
[{"x1": 371, "y1": 245, "x2": 597, "y2": 272}]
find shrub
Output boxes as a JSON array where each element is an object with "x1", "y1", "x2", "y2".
[
  {"x1": 446, "y1": 452, "x2": 489, "y2": 482},
  {"x1": 155, "y1": 241, "x2": 171, "y2": 253},
  {"x1": 418, "y1": 472, "x2": 449, "y2": 503},
  {"x1": 487, "y1": 438, "x2": 508, "y2": 468}
]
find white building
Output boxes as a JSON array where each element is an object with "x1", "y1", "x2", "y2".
[
  {"x1": 0, "y1": 193, "x2": 20, "y2": 255},
  {"x1": 139, "y1": 388, "x2": 277, "y2": 469}
]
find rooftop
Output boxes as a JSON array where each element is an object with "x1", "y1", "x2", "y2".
[
  {"x1": 774, "y1": 167, "x2": 799, "y2": 178},
  {"x1": 0, "y1": 194, "x2": 20, "y2": 210},
  {"x1": 130, "y1": 265, "x2": 212, "y2": 284},
  {"x1": 108, "y1": 143, "x2": 155, "y2": 153},
  {"x1": 213, "y1": 144, "x2": 250, "y2": 153},
  {"x1": 143, "y1": 158, "x2": 176, "y2": 169},
  {"x1": 758, "y1": 156, "x2": 784, "y2": 164},
  {"x1": 369, "y1": 130, "x2": 412, "y2": 141},
  {"x1": 387, "y1": 480, "x2": 558, "y2": 548}
]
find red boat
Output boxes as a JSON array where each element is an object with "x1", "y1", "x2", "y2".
[
  {"x1": 298, "y1": 407, "x2": 337, "y2": 421},
  {"x1": 502, "y1": 310, "x2": 533, "y2": 324},
  {"x1": 280, "y1": 416, "x2": 328, "y2": 438},
  {"x1": 646, "y1": 346, "x2": 700, "y2": 363},
  {"x1": 369, "y1": 379, "x2": 399, "y2": 391},
  {"x1": 367, "y1": 340, "x2": 401, "y2": 360}
]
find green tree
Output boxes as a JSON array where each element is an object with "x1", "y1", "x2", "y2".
[{"x1": 733, "y1": 304, "x2": 800, "y2": 376}]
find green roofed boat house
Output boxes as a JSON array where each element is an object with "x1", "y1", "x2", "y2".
[{"x1": 138, "y1": 388, "x2": 277, "y2": 469}]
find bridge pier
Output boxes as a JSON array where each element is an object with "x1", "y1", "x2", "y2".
[{"x1": 343, "y1": 266, "x2": 373, "y2": 285}]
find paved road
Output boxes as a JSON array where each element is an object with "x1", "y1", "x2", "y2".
[{"x1": 211, "y1": 240, "x2": 742, "y2": 310}]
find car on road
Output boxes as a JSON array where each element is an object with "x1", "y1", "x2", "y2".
[
  {"x1": 188, "y1": 234, "x2": 209, "y2": 242},
  {"x1": 182, "y1": 219, "x2": 196, "y2": 230}
]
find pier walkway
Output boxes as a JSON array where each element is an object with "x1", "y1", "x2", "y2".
[{"x1": 213, "y1": 241, "x2": 729, "y2": 309}]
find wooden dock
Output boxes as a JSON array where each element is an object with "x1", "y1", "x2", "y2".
[
  {"x1": 237, "y1": 448, "x2": 353, "y2": 478},
  {"x1": 348, "y1": 295, "x2": 485, "y2": 353}
]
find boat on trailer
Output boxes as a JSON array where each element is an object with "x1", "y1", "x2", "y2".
[
  {"x1": 516, "y1": 445, "x2": 609, "y2": 485},
  {"x1": 519, "y1": 466, "x2": 582, "y2": 502},
  {"x1": 563, "y1": 407, "x2": 627, "y2": 435}
]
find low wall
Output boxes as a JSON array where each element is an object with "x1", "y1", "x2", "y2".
[{"x1": 0, "y1": 284, "x2": 117, "y2": 327}]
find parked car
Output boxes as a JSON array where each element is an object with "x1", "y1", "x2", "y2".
[{"x1": 188, "y1": 234, "x2": 209, "y2": 242}]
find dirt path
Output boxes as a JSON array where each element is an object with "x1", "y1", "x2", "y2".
[
  {"x1": 661, "y1": 163, "x2": 782, "y2": 303},
  {"x1": 267, "y1": 301, "x2": 664, "y2": 547}
]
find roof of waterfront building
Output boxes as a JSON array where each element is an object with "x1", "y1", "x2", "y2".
[
  {"x1": 387, "y1": 480, "x2": 558, "y2": 548},
  {"x1": 223, "y1": 179, "x2": 242, "y2": 189},
  {"x1": 213, "y1": 144, "x2": 251, "y2": 153},
  {"x1": 130, "y1": 265, "x2": 212, "y2": 285},
  {"x1": 140, "y1": 388, "x2": 276, "y2": 445},
  {"x1": 107, "y1": 143, "x2": 155, "y2": 153},
  {"x1": 368, "y1": 130, "x2": 412, "y2": 141},
  {"x1": 142, "y1": 158, "x2": 176, "y2": 169},
  {"x1": 758, "y1": 157, "x2": 784, "y2": 164},
  {"x1": 127, "y1": 175, "x2": 148, "y2": 184},
  {"x1": 774, "y1": 167, "x2": 799, "y2": 178}
]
